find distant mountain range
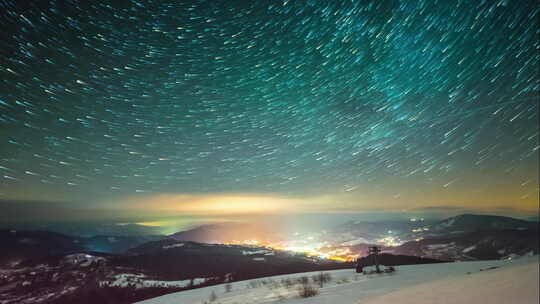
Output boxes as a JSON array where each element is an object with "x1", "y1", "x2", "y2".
[
  {"x1": 0, "y1": 230, "x2": 85, "y2": 267},
  {"x1": 168, "y1": 222, "x2": 281, "y2": 244},
  {"x1": 0, "y1": 229, "x2": 162, "y2": 267},
  {"x1": 426, "y1": 213, "x2": 538, "y2": 234},
  {"x1": 328, "y1": 213, "x2": 538, "y2": 244},
  {"x1": 391, "y1": 228, "x2": 539, "y2": 261}
]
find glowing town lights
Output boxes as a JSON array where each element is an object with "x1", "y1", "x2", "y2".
[
  {"x1": 376, "y1": 236, "x2": 403, "y2": 247},
  {"x1": 222, "y1": 238, "x2": 358, "y2": 262},
  {"x1": 243, "y1": 240, "x2": 260, "y2": 245}
]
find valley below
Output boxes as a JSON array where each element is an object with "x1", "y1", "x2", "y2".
[{"x1": 0, "y1": 214, "x2": 538, "y2": 304}]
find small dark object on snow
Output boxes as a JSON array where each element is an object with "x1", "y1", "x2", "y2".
[
  {"x1": 356, "y1": 247, "x2": 396, "y2": 275},
  {"x1": 384, "y1": 266, "x2": 395, "y2": 273},
  {"x1": 369, "y1": 246, "x2": 382, "y2": 273},
  {"x1": 479, "y1": 266, "x2": 500, "y2": 272}
]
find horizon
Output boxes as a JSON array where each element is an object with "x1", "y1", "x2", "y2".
[{"x1": 1, "y1": 198, "x2": 538, "y2": 238}]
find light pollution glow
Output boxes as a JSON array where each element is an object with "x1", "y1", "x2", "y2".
[
  {"x1": 123, "y1": 193, "x2": 322, "y2": 214},
  {"x1": 113, "y1": 190, "x2": 539, "y2": 217}
]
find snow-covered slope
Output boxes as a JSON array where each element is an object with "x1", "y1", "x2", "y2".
[
  {"x1": 137, "y1": 255, "x2": 539, "y2": 304},
  {"x1": 363, "y1": 259, "x2": 538, "y2": 304}
]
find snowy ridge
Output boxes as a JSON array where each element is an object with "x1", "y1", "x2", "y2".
[{"x1": 137, "y1": 255, "x2": 538, "y2": 304}]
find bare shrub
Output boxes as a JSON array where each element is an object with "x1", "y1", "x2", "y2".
[
  {"x1": 209, "y1": 290, "x2": 217, "y2": 302},
  {"x1": 312, "y1": 272, "x2": 332, "y2": 287},
  {"x1": 247, "y1": 280, "x2": 261, "y2": 289},
  {"x1": 281, "y1": 278, "x2": 294, "y2": 289},
  {"x1": 297, "y1": 283, "x2": 319, "y2": 298},
  {"x1": 297, "y1": 276, "x2": 309, "y2": 285},
  {"x1": 265, "y1": 279, "x2": 280, "y2": 290}
]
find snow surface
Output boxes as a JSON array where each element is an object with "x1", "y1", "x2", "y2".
[
  {"x1": 137, "y1": 255, "x2": 538, "y2": 304},
  {"x1": 426, "y1": 243, "x2": 450, "y2": 249},
  {"x1": 242, "y1": 250, "x2": 272, "y2": 256},
  {"x1": 363, "y1": 257, "x2": 539, "y2": 304},
  {"x1": 462, "y1": 245, "x2": 477, "y2": 253},
  {"x1": 63, "y1": 254, "x2": 105, "y2": 267},
  {"x1": 101, "y1": 273, "x2": 206, "y2": 289},
  {"x1": 163, "y1": 243, "x2": 186, "y2": 249}
]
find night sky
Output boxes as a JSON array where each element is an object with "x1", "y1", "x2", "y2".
[{"x1": 1, "y1": 0, "x2": 538, "y2": 217}]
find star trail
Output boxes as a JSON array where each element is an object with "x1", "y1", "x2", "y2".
[{"x1": 0, "y1": 0, "x2": 538, "y2": 214}]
